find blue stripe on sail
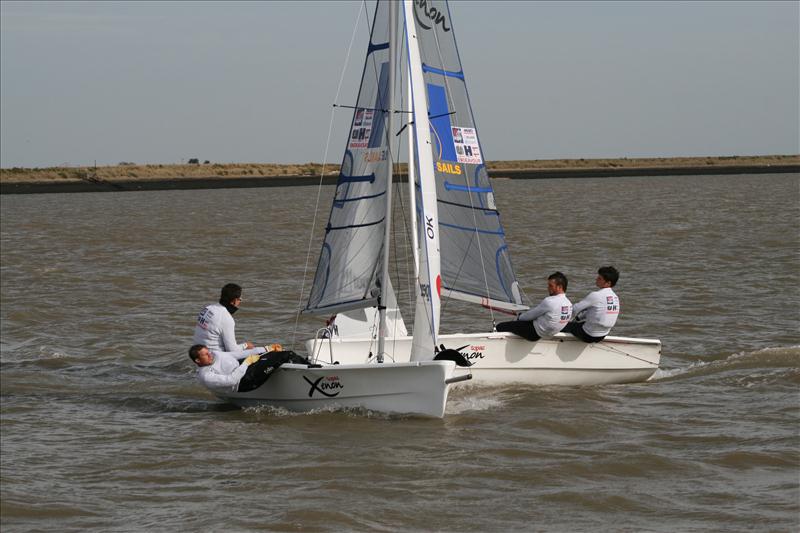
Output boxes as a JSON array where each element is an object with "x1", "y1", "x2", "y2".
[
  {"x1": 313, "y1": 243, "x2": 332, "y2": 308},
  {"x1": 496, "y1": 245, "x2": 512, "y2": 301},
  {"x1": 427, "y1": 84, "x2": 457, "y2": 162},
  {"x1": 439, "y1": 221, "x2": 504, "y2": 236},
  {"x1": 368, "y1": 62, "x2": 389, "y2": 149},
  {"x1": 422, "y1": 64, "x2": 465, "y2": 80},
  {"x1": 368, "y1": 41, "x2": 389, "y2": 54},
  {"x1": 473, "y1": 164, "x2": 496, "y2": 216},
  {"x1": 338, "y1": 173, "x2": 375, "y2": 184},
  {"x1": 444, "y1": 181, "x2": 492, "y2": 193},
  {"x1": 326, "y1": 216, "x2": 385, "y2": 232},
  {"x1": 335, "y1": 172, "x2": 377, "y2": 208}
]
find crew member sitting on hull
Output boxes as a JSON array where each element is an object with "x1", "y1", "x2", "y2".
[
  {"x1": 495, "y1": 272, "x2": 572, "y2": 341},
  {"x1": 193, "y1": 283, "x2": 255, "y2": 352},
  {"x1": 189, "y1": 343, "x2": 310, "y2": 394},
  {"x1": 562, "y1": 266, "x2": 621, "y2": 343}
]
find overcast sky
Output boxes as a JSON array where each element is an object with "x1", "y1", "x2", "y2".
[{"x1": 1, "y1": 0, "x2": 797, "y2": 168}]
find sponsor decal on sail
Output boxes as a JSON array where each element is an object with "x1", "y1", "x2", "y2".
[
  {"x1": 363, "y1": 149, "x2": 388, "y2": 163},
  {"x1": 436, "y1": 161, "x2": 462, "y2": 175},
  {"x1": 413, "y1": 0, "x2": 451, "y2": 32},
  {"x1": 452, "y1": 127, "x2": 482, "y2": 164}
]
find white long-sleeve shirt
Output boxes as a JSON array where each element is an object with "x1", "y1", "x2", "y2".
[
  {"x1": 197, "y1": 347, "x2": 265, "y2": 394},
  {"x1": 571, "y1": 287, "x2": 620, "y2": 337},
  {"x1": 518, "y1": 293, "x2": 573, "y2": 337},
  {"x1": 193, "y1": 303, "x2": 247, "y2": 352}
]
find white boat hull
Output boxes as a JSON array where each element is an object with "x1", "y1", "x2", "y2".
[
  {"x1": 306, "y1": 331, "x2": 661, "y2": 386},
  {"x1": 212, "y1": 360, "x2": 461, "y2": 418}
]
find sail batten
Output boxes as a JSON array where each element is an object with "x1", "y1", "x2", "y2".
[{"x1": 421, "y1": 64, "x2": 464, "y2": 79}]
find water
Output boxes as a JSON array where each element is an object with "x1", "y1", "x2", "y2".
[{"x1": 1, "y1": 173, "x2": 798, "y2": 532}]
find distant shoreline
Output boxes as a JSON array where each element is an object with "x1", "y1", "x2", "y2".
[{"x1": 1, "y1": 156, "x2": 797, "y2": 194}]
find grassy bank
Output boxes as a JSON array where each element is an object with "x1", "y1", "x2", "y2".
[{"x1": 1, "y1": 155, "x2": 797, "y2": 184}]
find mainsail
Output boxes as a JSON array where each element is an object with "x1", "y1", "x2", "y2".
[
  {"x1": 307, "y1": 0, "x2": 525, "y2": 335},
  {"x1": 305, "y1": 1, "x2": 396, "y2": 316},
  {"x1": 410, "y1": 0, "x2": 527, "y2": 313}
]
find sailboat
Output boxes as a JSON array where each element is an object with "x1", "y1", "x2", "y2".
[
  {"x1": 305, "y1": 0, "x2": 662, "y2": 385},
  {"x1": 207, "y1": 0, "x2": 474, "y2": 418}
]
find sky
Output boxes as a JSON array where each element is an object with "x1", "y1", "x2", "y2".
[{"x1": 1, "y1": 0, "x2": 798, "y2": 168}]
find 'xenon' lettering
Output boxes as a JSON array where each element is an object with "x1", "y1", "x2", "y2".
[{"x1": 414, "y1": 0, "x2": 451, "y2": 32}]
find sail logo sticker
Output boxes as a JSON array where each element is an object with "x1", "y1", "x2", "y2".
[
  {"x1": 425, "y1": 216, "x2": 435, "y2": 239},
  {"x1": 303, "y1": 375, "x2": 343, "y2": 398},
  {"x1": 414, "y1": 0, "x2": 451, "y2": 32},
  {"x1": 363, "y1": 149, "x2": 387, "y2": 163},
  {"x1": 349, "y1": 109, "x2": 374, "y2": 149},
  {"x1": 436, "y1": 162, "x2": 461, "y2": 175},
  {"x1": 419, "y1": 283, "x2": 431, "y2": 301},
  {"x1": 452, "y1": 127, "x2": 482, "y2": 164}
]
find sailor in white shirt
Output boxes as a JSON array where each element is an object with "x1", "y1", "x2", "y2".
[
  {"x1": 563, "y1": 266, "x2": 621, "y2": 342},
  {"x1": 496, "y1": 272, "x2": 572, "y2": 341},
  {"x1": 189, "y1": 343, "x2": 288, "y2": 394},
  {"x1": 193, "y1": 283, "x2": 255, "y2": 352}
]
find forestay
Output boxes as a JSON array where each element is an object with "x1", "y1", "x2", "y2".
[{"x1": 411, "y1": 0, "x2": 527, "y2": 314}]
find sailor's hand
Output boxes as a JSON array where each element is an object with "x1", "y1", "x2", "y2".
[
  {"x1": 244, "y1": 341, "x2": 255, "y2": 349},
  {"x1": 244, "y1": 355, "x2": 261, "y2": 365},
  {"x1": 266, "y1": 343, "x2": 282, "y2": 352}
]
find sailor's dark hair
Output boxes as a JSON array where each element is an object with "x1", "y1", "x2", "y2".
[
  {"x1": 220, "y1": 283, "x2": 242, "y2": 304},
  {"x1": 548, "y1": 271, "x2": 568, "y2": 291},
  {"x1": 189, "y1": 344, "x2": 206, "y2": 362},
  {"x1": 598, "y1": 266, "x2": 619, "y2": 287}
]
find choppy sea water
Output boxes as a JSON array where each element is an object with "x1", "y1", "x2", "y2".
[{"x1": 1, "y1": 173, "x2": 798, "y2": 532}]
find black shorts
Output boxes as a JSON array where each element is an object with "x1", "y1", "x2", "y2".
[{"x1": 496, "y1": 320, "x2": 541, "y2": 341}]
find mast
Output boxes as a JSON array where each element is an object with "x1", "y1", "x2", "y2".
[
  {"x1": 377, "y1": 0, "x2": 397, "y2": 363},
  {"x1": 404, "y1": 0, "x2": 442, "y2": 361},
  {"x1": 407, "y1": 55, "x2": 419, "y2": 279}
]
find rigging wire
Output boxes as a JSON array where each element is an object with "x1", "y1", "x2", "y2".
[
  {"x1": 592, "y1": 342, "x2": 660, "y2": 366},
  {"x1": 291, "y1": 0, "x2": 367, "y2": 349}
]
